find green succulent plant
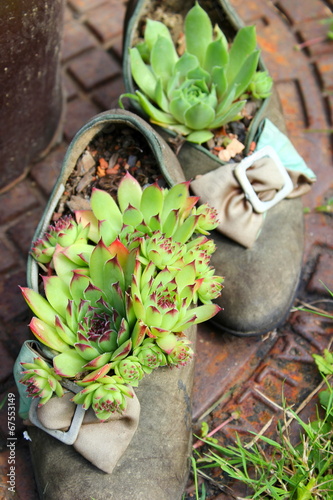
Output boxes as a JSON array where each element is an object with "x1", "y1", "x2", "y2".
[
  {"x1": 21, "y1": 173, "x2": 223, "y2": 420},
  {"x1": 20, "y1": 357, "x2": 64, "y2": 406},
  {"x1": 121, "y1": 2, "x2": 272, "y2": 144}
]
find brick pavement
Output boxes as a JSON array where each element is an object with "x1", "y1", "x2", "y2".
[{"x1": 0, "y1": 1, "x2": 332, "y2": 499}]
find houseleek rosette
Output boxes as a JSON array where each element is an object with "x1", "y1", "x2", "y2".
[
  {"x1": 121, "y1": 2, "x2": 272, "y2": 144},
  {"x1": 21, "y1": 173, "x2": 223, "y2": 420},
  {"x1": 20, "y1": 357, "x2": 64, "y2": 406}
]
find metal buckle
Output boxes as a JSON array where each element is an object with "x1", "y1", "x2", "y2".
[
  {"x1": 234, "y1": 145, "x2": 294, "y2": 213},
  {"x1": 28, "y1": 380, "x2": 85, "y2": 445}
]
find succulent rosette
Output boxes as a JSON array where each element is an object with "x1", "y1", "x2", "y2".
[
  {"x1": 20, "y1": 357, "x2": 64, "y2": 406},
  {"x1": 20, "y1": 172, "x2": 223, "y2": 420},
  {"x1": 245, "y1": 70, "x2": 273, "y2": 100},
  {"x1": 121, "y1": 2, "x2": 272, "y2": 144},
  {"x1": 72, "y1": 374, "x2": 134, "y2": 420},
  {"x1": 31, "y1": 215, "x2": 90, "y2": 265},
  {"x1": 133, "y1": 339, "x2": 167, "y2": 374}
]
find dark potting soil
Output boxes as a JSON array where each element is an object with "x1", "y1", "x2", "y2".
[{"x1": 54, "y1": 123, "x2": 165, "y2": 220}]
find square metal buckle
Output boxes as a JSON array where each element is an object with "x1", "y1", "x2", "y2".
[
  {"x1": 28, "y1": 380, "x2": 85, "y2": 445},
  {"x1": 233, "y1": 145, "x2": 294, "y2": 213}
]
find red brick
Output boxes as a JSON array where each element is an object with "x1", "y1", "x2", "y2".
[
  {"x1": 0, "y1": 269, "x2": 27, "y2": 322},
  {"x1": 68, "y1": 0, "x2": 108, "y2": 13},
  {"x1": 0, "y1": 344, "x2": 15, "y2": 383},
  {"x1": 63, "y1": 98, "x2": 100, "y2": 141},
  {"x1": 296, "y1": 20, "x2": 333, "y2": 57},
  {"x1": 0, "y1": 182, "x2": 40, "y2": 225},
  {"x1": 30, "y1": 143, "x2": 68, "y2": 196},
  {"x1": 64, "y1": 6, "x2": 74, "y2": 23},
  {"x1": 62, "y1": 20, "x2": 97, "y2": 61},
  {"x1": 63, "y1": 72, "x2": 79, "y2": 100},
  {"x1": 7, "y1": 206, "x2": 45, "y2": 258},
  {"x1": 13, "y1": 441, "x2": 39, "y2": 500},
  {"x1": 68, "y1": 48, "x2": 121, "y2": 90},
  {"x1": 85, "y1": 2, "x2": 126, "y2": 42},
  {"x1": 0, "y1": 240, "x2": 19, "y2": 274},
  {"x1": 307, "y1": 253, "x2": 333, "y2": 294},
  {"x1": 110, "y1": 36, "x2": 123, "y2": 60},
  {"x1": 277, "y1": 0, "x2": 331, "y2": 24},
  {"x1": 92, "y1": 76, "x2": 126, "y2": 109},
  {"x1": 316, "y1": 53, "x2": 333, "y2": 92}
]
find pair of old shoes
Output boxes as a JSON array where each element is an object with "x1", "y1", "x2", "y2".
[{"x1": 15, "y1": 1, "x2": 315, "y2": 499}]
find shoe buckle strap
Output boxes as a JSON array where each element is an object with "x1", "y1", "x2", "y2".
[
  {"x1": 234, "y1": 145, "x2": 294, "y2": 213},
  {"x1": 28, "y1": 380, "x2": 85, "y2": 445}
]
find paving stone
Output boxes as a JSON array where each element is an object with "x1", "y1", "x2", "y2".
[
  {"x1": 315, "y1": 53, "x2": 333, "y2": 92},
  {"x1": 12, "y1": 441, "x2": 39, "y2": 500},
  {"x1": 63, "y1": 98, "x2": 101, "y2": 141},
  {"x1": 0, "y1": 240, "x2": 19, "y2": 274},
  {"x1": 85, "y1": 1, "x2": 126, "y2": 42},
  {"x1": 110, "y1": 36, "x2": 123, "y2": 60},
  {"x1": 64, "y1": 5, "x2": 74, "y2": 23},
  {"x1": 30, "y1": 143, "x2": 68, "y2": 196},
  {"x1": 0, "y1": 183, "x2": 40, "y2": 226},
  {"x1": 277, "y1": 0, "x2": 332, "y2": 24},
  {"x1": 68, "y1": 0, "x2": 108, "y2": 13},
  {"x1": 6, "y1": 207, "x2": 45, "y2": 258},
  {"x1": 63, "y1": 72, "x2": 79, "y2": 100},
  {"x1": 307, "y1": 252, "x2": 333, "y2": 294},
  {"x1": 0, "y1": 343, "x2": 15, "y2": 383},
  {"x1": 0, "y1": 269, "x2": 27, "y2": 323},
  {"x1": 296, "y1": 20, "x2": 333, "y2": 57},
  {"x1": 68, "y1": 48, "x2": 121, "y2": 90},
  {"x1": 91, "y1": 76, "x2": 126, "y2": 109},
  {"x1": 62, "y1": 19, "x2": 97, "y2": 61}
]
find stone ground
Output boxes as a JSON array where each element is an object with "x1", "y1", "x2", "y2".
[{"x1": 0, "y1": 0, "x2": 332, "y2": 498}]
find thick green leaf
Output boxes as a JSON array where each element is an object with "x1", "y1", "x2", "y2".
[
  {"x1": 74, "y1": 342, "x2": 100, "y2": 362},
  {"x1": 140, "y1": 184, "x2": 164, "y2": 224},
  {"x1": 174, "y1": 52, "x2": 198, "y2": 78},
  {"x1": 135, "y1": 91, "x2": 178, "y2": 125},
  {"x1": 169, "y1": 94, "x2": 191, "y2": 124},
  {"x1": 69, "y1": 272, "x2": 90, "y2": 305},
  {"x1": 154, "y1": 78, "x2": 170, "y2": 112},
  {"x1": 117, "y1": 172, "x2": 142, "y2": 211},
  {"x1": 89, "y1": 240, "x2": 114, "y2": 290},
  {"x1": 123, "y1": 207, "x2": 142, "y2": 227},
  {"x1": 151, "y1": 35, "x2": 178, "y2": 89},
  {"x1": 186, "y1": 130, "x2": 214, "y2": 144},
  {"x1": 209, "y1": 100, "x2": 246, "y2": 129},
  {"x1": 43, "y1": 276, "x2": 70, "y2": 319},
  {"x1": 166, "y1": 72, "x2": 181, "y2": 99},
  {"x1": 185, "y1": 2, "x2": 213, "y2": 66},
  {"x1": 161, "y1": 209, "x2": 178, "y2": 237},
  {"x1": 29, "y1": 317, "x2": 69, "y2": 352},
  {"x1": 75, "y1": 210, "x2": 99, "y2": 243},
  {"x1": 204, "y1": 38, "x2": 229, "y2": 74},
  {"x1": 129, "y1": 47, "x2": 157, "y2": 101},
  {"x1": 226, "y1": 25, "x2": 257, "y2": 83},
  {"x1": 173, "y1": 214, "x2": 199, "y2": 243},
  {"x1": 231, "y1": 50, "x2": 260, "y2": 99},
  {"x1": 62, "y1": 243, "x2": 93, "y2": 266},
  {"x1": 90, "y1": 188, "x2": 122, "y2": 233},
  {"x1": 161, "y1": 182, "x2": 190, "y2": 224},
  {"x1": 20, "y1": 287, "x2": 58, "y2": 326},
  {"x1": 187, "y1": 66, "x2": 211, "y2": 85},
  {"x1": 184, "y1": 102, "x2": 215, "y2": 130},
  {"x1": 175, "y1": 262, "x2": 196, "y2": 291},
  {"x1": 144, "y1": 18, "x2": 173, "y2": 52},
  {"x1": 216, "y1": 85, "x2": 237, "y2": 115},
  {"x1": 54, "y1": 316, "x2": 77, "y2": 345}
]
